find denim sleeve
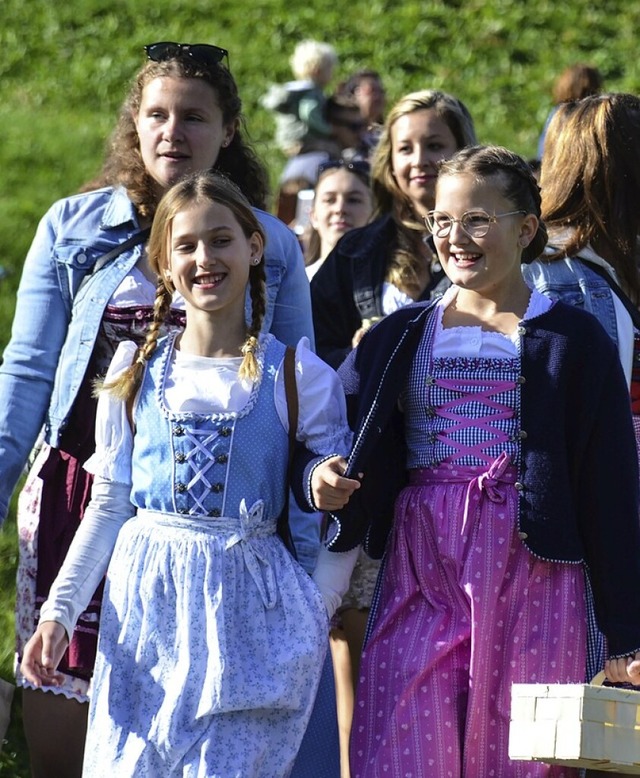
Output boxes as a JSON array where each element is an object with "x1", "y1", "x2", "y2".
[
  {"x1": 258, "y1": 211, "x2": 315, "y2": 350},
  {"x1": 0, "y1": 205, "x2": 71, "y2": 521}
]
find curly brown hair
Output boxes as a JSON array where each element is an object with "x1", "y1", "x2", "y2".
[{"x1": 86, "y1": 55, "x2": 269, "y2": 217}]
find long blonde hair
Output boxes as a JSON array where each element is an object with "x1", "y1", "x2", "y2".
[
  {"x1": 104, "y1": 172, "x2": 267, "y2": 402},
  {"x1": 371, "y1": 90, "x2": 477, "y2": 296}
]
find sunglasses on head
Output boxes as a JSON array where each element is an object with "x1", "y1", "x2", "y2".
[
  {"x1": 145, "y1": 42, "x2": 230, "y2": 71},
  {"x1": 317, "y1": 158, "x2": 371, "y2": 178}
]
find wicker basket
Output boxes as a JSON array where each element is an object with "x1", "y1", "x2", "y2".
[{"x1": 509, "y1": 676, "x2": 640, "y2": 773}]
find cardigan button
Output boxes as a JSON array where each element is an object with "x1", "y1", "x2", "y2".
[
  {"x1": 516, "y1": 325, "x2": 527, "y2": 336},
  {"x1": 517, "y1": 531, "x2": 528, "y2": 540},
  {"x1": 519, "y1": 430, "x2": 528, "y2": 439},
  {"x1": 517, "y1": 375, "x2": 526, "y2": 385},
  {"x1": 514, "y1": 481, "x2": 524, "y2": 492}
]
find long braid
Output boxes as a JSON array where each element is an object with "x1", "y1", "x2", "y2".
[
  {"x1": 238, "y1": 261, "x2": 267, "y2": 381},
  {"x1": 100, "y1": 280, "x2": 173, "y2": 402}
]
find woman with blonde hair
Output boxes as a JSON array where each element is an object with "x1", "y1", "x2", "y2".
[{"x1": 311, "y1": 88, "x2": 477, "y2": 368}]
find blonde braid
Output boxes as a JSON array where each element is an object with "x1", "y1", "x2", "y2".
[
  {"x1": 100, "y1": 280, "x2": 173, "y2": 401},
  {"x1": 238, "y1": 262, "x2": 266, "y2": 381}
]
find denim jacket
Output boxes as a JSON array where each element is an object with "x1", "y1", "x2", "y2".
[
  {"x1": 0, "y1": 186, "x2": 313, "y2": 521},
  {"x1": 522, "y1": 246, "x2": 635, "y2": 386},
  {"x1": 522, "y1": 253, "x2": 619, "y2": 346}
]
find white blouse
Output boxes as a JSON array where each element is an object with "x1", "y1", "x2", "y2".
[
  {"x1": 86, "y1": 336, "x2": 352, "y2": 486},
  {"x1": 432, "y1": 285, "x2": 553, "y2": 358},
  {"x1": 40, "y1": 336, "x2": 358, "y2": 636}
]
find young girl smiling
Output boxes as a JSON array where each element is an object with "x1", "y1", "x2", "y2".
[
  {"x1": 324, "y1": 145, "x2": 640, "y2": 776},
  {"x1": 21, "y1": 171, "x2": 360, "y2": 776}
]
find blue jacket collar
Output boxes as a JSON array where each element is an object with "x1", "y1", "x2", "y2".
[{"x1": 100, "y1": 186, "x2": 141, "y2": 231}]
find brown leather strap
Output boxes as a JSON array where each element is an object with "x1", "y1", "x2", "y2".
[
  {"x1": 284, "y1": 346, "x2": 298, "y2": 454},
  {"x1": 278, "y1": 346, "x2": 298, "y2": 557}
]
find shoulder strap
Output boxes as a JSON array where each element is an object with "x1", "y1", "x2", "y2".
[
  {"x1": 284, "y1": 345, "x2": 299, "y2": 452},
  {"x1": 577, "y1": 256, "x2": 640, "y2": 329},
  {"x1": 76, "y1": 228, "x2": 151, "y2": 296},
  {"x1": 277, "y1": 346, "x2": 298, "y2": 558}
]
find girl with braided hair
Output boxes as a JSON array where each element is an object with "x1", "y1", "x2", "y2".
[
  {"x1": 1, "y1": 41, "x2": 315, "y2": 775},
  {"x1": 322, "y1": 146, "x2": 640, "y2": 775},
  {"x1": 20, "y1": 171, "x2": 360, "y2": 776}
]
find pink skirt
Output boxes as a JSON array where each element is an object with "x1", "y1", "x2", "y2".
[{"x1": 350, "y1": 456, "x2": 587, "y2": 778}]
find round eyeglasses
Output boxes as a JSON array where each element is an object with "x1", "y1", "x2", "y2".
[{"x1": 425, "y1": 209, "x2": 526, "y2": 239}]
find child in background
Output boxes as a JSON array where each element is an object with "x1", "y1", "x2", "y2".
[
  {"x1": 261, "y1": 40, "x2": 338, "y2": 156},
  {"x1": 324, "y1": 146, "x2": 640, "y2": 776},
  {"x1": 21, "y1": 171, "x2": 360, "y2": 777}
]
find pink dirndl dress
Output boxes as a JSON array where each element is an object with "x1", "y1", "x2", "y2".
[{"x1": 350, "y1": 291, "x2": 587, "y2": 778}]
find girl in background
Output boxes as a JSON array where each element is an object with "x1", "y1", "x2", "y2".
[
  {"x1": 525, "y1": 93, "x2": 640, "y2": 384},
  {"x1": 305, "y1": 159, "x2": 373, "y2": 280},
  {"x1": 21, "y1": 171, "x2": 360, "y2": 777}
]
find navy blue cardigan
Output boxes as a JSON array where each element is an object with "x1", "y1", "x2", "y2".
[{"x1": 314, "y1": 299, "x2": 640, "y2": 656}]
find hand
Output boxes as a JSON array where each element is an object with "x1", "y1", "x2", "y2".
[
  {"x1": 351, "y1": 327, "x2": 368, "y2": 349},
  {"x1": 604, "y1": 651, "x2": 640, "y2": 684},
  {"x1": 20, "y1": 621, "x2": 69, "y2": 688},
  {"x1": 352, "y1": 317, "x2": 383, "y2": 349},
  {"x1": 311, "y1": 455, "x2": 361, "y2": 511}
]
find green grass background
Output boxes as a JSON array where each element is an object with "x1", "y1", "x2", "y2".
[{"x1": 2, "y1": 0, "x2": 640, "y2": 773}]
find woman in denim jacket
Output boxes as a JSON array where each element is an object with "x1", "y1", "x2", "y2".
[
  {"x1": 523, "y1": 93, "x2": 640, "y2": 390},
  {"x1": 0, "y1": 43, "x2": 314, "y2": 776}
]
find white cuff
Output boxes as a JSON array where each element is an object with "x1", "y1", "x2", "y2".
[{"x1": 312, "y1": 545, "x2": 360, "y2": 619}]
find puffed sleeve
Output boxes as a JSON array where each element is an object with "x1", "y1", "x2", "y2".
[
  {"x1": 274, "y1": 337, "x2": 352, "y2": 457},
  {"x1": 83, "y1": 341, "x2": 137, "y2": 484}
]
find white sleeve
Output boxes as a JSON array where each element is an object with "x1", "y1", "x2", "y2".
[
  {"x1": 83, "y1": 340, "x2": 137, "y2": 483},
  {"x1": 312, "y1": 545, "x2": 360, "y2": 619},
  {"x1": 274, "y1": 337, "x2": 352, "y2": 457},
  {"x1": 39, "y1": 477, "x2": 134, "y2": 638}
]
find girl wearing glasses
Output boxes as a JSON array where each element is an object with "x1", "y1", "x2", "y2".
[
  {"x1": 323, "y1": 145, "x2": 640, "y2": 776},
  {"x1": 311, "y1": 89, "x2": 477, "y2": 369},
  {"x1": 0, "y1": 42, "x2": 314, "y2": 776}
]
